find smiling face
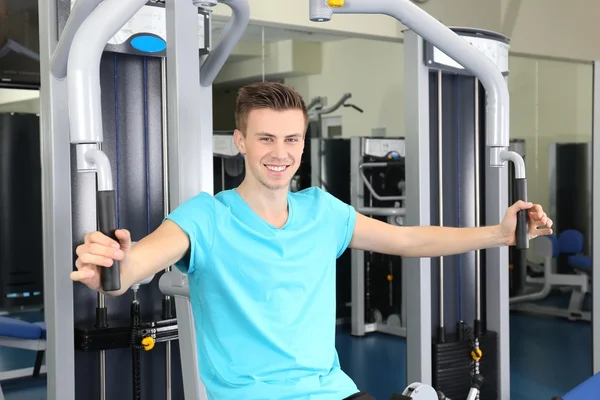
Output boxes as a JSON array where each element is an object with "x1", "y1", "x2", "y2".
[
  {"x1": 233, "y1": 82, "x2": 308, "y2": 192},
  {"x1": 234, "y1": 108, "x2": 305, "y2": 190}
]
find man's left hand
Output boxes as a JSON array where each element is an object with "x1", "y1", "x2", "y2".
[{"x1": 500, "y1": 201, "x2": 553, "y2": 246}]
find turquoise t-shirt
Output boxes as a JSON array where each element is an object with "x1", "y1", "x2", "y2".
[{"x1": 166, "y1": 186, "x2": 359, "y2": 400}]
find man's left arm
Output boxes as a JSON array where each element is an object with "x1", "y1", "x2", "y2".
[{"x1": 349, "y1": 201, "x2": 553, "y2": 258}]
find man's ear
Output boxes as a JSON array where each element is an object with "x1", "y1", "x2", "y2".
[{"x1": 233, "y1": 129, "x2": 246, "y2": 155}]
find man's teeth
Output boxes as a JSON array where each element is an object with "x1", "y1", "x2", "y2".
[{"x1": 266, "y1": 165, "x2": 287, "y2": 172}]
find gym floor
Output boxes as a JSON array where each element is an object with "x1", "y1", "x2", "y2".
[{"x1": 0, "y1": 306, "x2": 592, "y2": 400}]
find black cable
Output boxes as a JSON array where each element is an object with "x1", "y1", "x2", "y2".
[{"x1": 131, "y1": 300, "x2": 141, "y2": 400}]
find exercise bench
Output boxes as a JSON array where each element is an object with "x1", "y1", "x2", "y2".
[
  {"x1": 553, "y1": 371, "x2": 600, "y2": 400},
  {"x1": 0, "y1": 317, "x2": 46, "y2": 400}
]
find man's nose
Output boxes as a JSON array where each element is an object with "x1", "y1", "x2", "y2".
[{"x1": 272, "y1": 141, "x2": 288, "y2": 159}]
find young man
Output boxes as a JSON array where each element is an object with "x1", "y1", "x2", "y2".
[{"x1": 72, "y1": 82, "x2": 552, "y2": 400}]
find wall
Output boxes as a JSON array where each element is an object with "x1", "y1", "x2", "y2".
[
  {"x1": 501, "y1": 0, "x2": 600, "y2": 61},
  {"x1": 0, "y1": 89, "x2": 40, "y2": 113},
  {"x1": 285, "y1": 38, "x2": 405, "y2": 138}
]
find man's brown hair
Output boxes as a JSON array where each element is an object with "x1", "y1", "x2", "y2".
[{"x1": 235, "y1": 82, "x2": 308, "y2": 135}]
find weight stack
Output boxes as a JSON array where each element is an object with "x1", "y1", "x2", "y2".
[{"x1": 432, "y1": 330, "x2": 498, "y2": 399}]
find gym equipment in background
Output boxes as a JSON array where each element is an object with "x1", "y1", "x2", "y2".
[
  {"x1": 309, "y1": 137, "x2": 353, "y2": 322},
  {"x1": 549, "y1": 142, "x2": 592, "y2": 260},
  {"x1": 310, "y1": 0, "x2": 529, "y2": 398},
  {"x1": 0, "y1": 317, "x2": 46, "y2": 400},
  {"x1": 290, "y1": 93, "x2": 363, "y2": 193},
  {"x1": 0, "y1": 113, "x2": 44, "y2": 310},
  {"x1": 348, "y1": 137, "x2": 407, "y2": 337},
  {"x1": 38, "y1": 0, "x2": 249, "y2": 399},
  {"x1": 509, "y1": 140, "x2": 592, "y2": 321},
  {"x1": 510, "y1": 230, "x2": 591, "y2": 321}
]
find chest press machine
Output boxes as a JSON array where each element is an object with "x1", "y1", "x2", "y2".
[
  {"x1": 309, "y1": 1, "x2": 530, "y2": 399},
  {"x1": 38, "y1": 0, "x2": 248, "y2": 399},
  {"x1": 34, "y1": 0, "x2": 597, "y2": 399}
]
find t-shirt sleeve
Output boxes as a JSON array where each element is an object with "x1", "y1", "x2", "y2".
[
  {"x1": 165, "y1": 192, "x2": 215, "y2": 275},
  {"x1": 322, "y1": 191, "x2": 357, "y2": 258}
]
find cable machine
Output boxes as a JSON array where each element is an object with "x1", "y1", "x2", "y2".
[
  {"x1": 38, "y1": 0, "x2": 248, "y2": 399},
  {"x1": 309, "y1": 1, "x2": 529, "y2": 399}
]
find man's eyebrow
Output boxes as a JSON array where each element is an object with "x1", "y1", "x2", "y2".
[{"x1": 255, "y1": 132, "x2": 303, "y2": 138}]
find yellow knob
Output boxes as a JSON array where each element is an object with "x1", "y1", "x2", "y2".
[
  {"x1": 471, "y1": 348, "x2": 482, "y2": 361},
  {"x1": 387, "y1": 274, "x2": 393, "y2": 281},
  {"x1": 328, "y1": 0, "x2": 344, "y2": 7},
  {"x1": 141, "y1": 336, "x2": 155, "y2": 351}
]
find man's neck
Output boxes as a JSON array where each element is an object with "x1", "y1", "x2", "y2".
[{"x1": 236, "y1": 179, "x2": 289, "y2": 227}]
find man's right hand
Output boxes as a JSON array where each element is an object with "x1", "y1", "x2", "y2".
[{"x1": 72, "y1": 229, "x2": 132, "y2": 294}]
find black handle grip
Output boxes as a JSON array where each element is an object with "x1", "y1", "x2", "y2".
[
  {"x1": 97, "y1": 190, "x2": 121, "y2": 292},
  {"x1": 514, "y1": 178, "x2": 529, "y2": 250}
]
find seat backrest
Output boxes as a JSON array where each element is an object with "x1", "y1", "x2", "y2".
[{"x1": 557, "y1": 229, "x2": 584, "y2": 254}]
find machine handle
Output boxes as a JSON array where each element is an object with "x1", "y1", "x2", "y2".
[
  {"x1": 359, "y1": 162, "x2": 406, "y2": 202},
  {"x1": 514, "y1": 178, "x2": 529, "y2": 249},
  {"x1": 97, "y1": 190, "x2": 121, "y2": 292}
]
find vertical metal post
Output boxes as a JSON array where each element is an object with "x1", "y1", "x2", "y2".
[
  {"x1": 593, "y1": 60, "x2": 600, "y2": 374},
  {"x1": 403, "y1": 30, "x2": 433, "y2": 386},
  {"x1": 165, "y1": 0, "x2": 212, "y2": 399},
  {"x1": 161, "y1": 57, "x2": 173, "y2": 400},
  {"x1": 38, "y1": 0, "x2": 76, "y2": 399},
  {"x1": 484, "y1": 137, "x2": 510, "y2": 398},
  {"x1": 349, "y1": 137, "x2": 366, "y2": 336}
]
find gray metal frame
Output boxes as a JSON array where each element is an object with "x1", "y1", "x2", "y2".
[
  {"x1": 39, "y1": 0, "x2": 77, "y2": 398},
  {"x1": 165, "y1": 1, "x2": 207, "y2": 398},
  {"x1": 403, "y1": 30, "x2": 433, "y2": 386},
  {"x1": 39, "y1": 0, "x2": 249, "y2": 399},
  {"x1": 593, "y1": 60, "x2": 600, "y2": 374}
]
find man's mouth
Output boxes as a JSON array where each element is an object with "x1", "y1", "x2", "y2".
[{"x1": 264, "y1": 164, "x2": 289, "y2": 172}]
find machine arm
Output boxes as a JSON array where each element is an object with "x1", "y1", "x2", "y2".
[
  {"x1": 199, "y1": 0, "x2": 250, "y2": 87},
  {"x1": 308, "y1": 0, "x2": 529, "y2": 249},
  {"x1": 50, "y1": 0, "x2": 104, "y2": 79},
  {"x1": 66, "y1": 0, "x2": 149, "y2": 291}
]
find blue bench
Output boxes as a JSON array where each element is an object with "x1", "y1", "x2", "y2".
[
  {"x1": 556, "y1": 371, "x2": 600, "y2": 400},
  {"x1": 0, "y1": 317, "x2": 46, "y2": 400}
]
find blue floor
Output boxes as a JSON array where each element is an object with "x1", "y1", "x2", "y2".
[{"x1": 0, "y1": 312, "x2": 593, "y2": 400}]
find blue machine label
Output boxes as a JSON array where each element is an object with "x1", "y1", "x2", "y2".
[{"x1": 130, "y1": 35, "x2": 167, "y2": 53}]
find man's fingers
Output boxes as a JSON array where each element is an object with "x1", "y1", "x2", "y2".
[
  {"x1": 85, "y1": 231, "x2": 120, "y2": 248},
  {"x1": 70, "y1": 268, "x2": 96, "y2": 282},
  {"x1": 79, "y1": 253, "x2": 114, "y2": 267},
  {"x1": 532, "y1": 226, "x2": 553, "y2": 237},
  {"x1": 513, "y1": 200, "x2": 533, "y2": 211},
  {"x1": 89, "y1": 242, "x2": 124, "y2": 260},
  {"x1": 115, "y1": 229, "x2": 131, "y2": 247}
]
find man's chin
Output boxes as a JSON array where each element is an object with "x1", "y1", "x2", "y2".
[{"x1": 259, "y1": 177, "x2": 290, "y2": 191}]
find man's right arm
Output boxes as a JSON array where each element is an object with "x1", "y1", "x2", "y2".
[
  {"x1": 120, "y1": 219, "x2": 191, "y2": 293},
  {"x1": 73, "y1": 192, "x2": 215, "y2": 295}
]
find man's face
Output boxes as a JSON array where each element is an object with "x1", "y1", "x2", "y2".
[{"x1": 234, "y1": 108, "x2": 305, "y2": 191}]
